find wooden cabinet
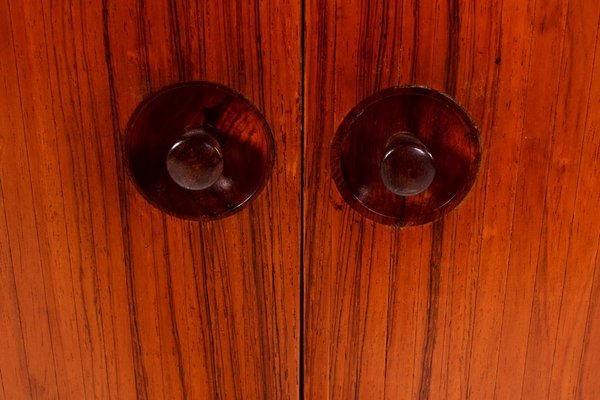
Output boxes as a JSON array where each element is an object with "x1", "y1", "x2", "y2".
[{"x1": 1, "y1": 0, "x2": 599, "y2": 398}]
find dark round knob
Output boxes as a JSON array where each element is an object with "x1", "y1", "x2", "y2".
[
  {"x1": 380, "y1": 133, "x2": 435, "y2": 196},
  {"x1": 166, "y1": 129, "x2": 224, "y2": 191}
]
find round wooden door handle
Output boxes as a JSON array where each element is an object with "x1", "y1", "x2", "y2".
[
  {"x1": 125, "y1": 81, "x2": 275, "y2": 221},
  {"x1": 166, "y1": 129, "x2": 224, "y2": 191},
  {"x1": 331, "y1": 86, "x2": 481, "y2": 226},
  {"x1": 380, "y1": 133, "x2": 435, "y2": 196}
]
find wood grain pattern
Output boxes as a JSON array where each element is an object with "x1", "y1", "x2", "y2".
[
  {"x1": 0, "y1": 0, "x2": 300, "y2": 399},
  {"x1": 2, "y1": 0, "x2": 600, "y2": 398},
  {"x1": 304, "y1": 0, "x2": 600, "y2": 399}
]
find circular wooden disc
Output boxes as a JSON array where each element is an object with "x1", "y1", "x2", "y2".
[
  {"x1": 331, "y1": 86, "x2": 481, "y2": 226},
  {"x1": 125, "y1": 81, "x2": 275, "y2": 221}
]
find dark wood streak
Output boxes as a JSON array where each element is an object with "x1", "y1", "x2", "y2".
[
  {"x1": 418, "y1": 219, "x2": 444, "y2": 399},
  {"x1": 193, "y1": 226, "x2": 220, "y2": 396},
  {"x1": 100, "y1": 4, "x2": 149, "y2": 398},
  {"x1": 299, "y1": 0, "x2": 307, "y2": 396},
  {"x1": 410, "y1": 0, "x2": 420, "y2": 82},
  {"x1": 445, "y1": 0, "x2": 460, "y2": 96},
  {"x1": 136, "y1": 0, "x2": 152, "y2": 94},
  {"x1": 69, "y1": 3, "x2": 116, "y2": 394},
  {"x1": 167, "y1": 0, "x2": 186, "y2": 81},
  {"x1": 354, "y1": 223, "x2": 377, "y2": 400},
  {"x1": 161, "y1": 216, "x2": 187, "y2": 399},
  {"x1": 247, "y1": 209, "x2": 271, "y2": 396}
]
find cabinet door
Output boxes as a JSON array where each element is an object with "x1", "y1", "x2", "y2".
[
  {"x1": 304, "y1": 0, "x2": 600, "y2": 398},
  {"x1": 0, "y1": 1, "x2": 300, "y2": 398}
]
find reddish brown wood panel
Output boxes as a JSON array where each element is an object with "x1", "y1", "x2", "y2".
[
  {"x1": 0, "y1": 0, "x2": 301, "y2": 399},
  {"x1": 304, "y1": 0, "x2": 600, "y2": 399}
]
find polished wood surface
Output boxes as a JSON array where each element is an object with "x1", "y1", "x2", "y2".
[
  {"x1": 2, "y1": 0, "x2": 600, "y2": 398},
  {"x1": 0, "y1": 0, "x2": 300, "y2": 399},
  {"x1": 304, "y1": 0, "x2": 600, "y2": 399}
]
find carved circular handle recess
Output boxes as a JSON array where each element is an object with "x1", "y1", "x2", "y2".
[
  {"x1": 380, "y1": 133, "x2": 436, "y2": 196},
  {"x1": 124, "y1": 81, "x2": 275, "y2": 221},
  {"x1": 331, "y1": 86, "x2": 481, "y2": 226}
]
